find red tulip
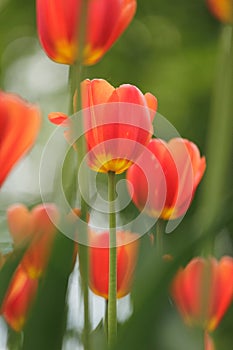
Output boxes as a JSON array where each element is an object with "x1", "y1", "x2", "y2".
[
  {"x1": 1, "y1": 265, "x2": 38, "y2": 332},
  {"x1": 37, "y1": 0, "x2": 137, "y2": 65},
  {"x1": 171, "y1": 256, "x2": 233, "y2": 332},
  {"x1": 0, "y1": 92, "x2": 41, "y2": 187},
  {"x1": 207, "y1": 0, "x2": 233, "y2": 23},
  {"x1": 49, "y1": 79, "x2": 157, "y2": 174},
  {"x1": 7, "y1": 204, "x2": 59, "y2": 279},
  {"x1": 126, "y1": 138, "x2": 206, "y2": 220},
  {"x1": 89, "y1": 230, "x2": 139, "y2": 299}
]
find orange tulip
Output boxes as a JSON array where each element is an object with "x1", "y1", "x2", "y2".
[
  {"x1": 7, "y1": 203, "x2": 59, "y2": 279},
  {"x1": 0, "y1": 92, "x2": 41, "y2": 187},
  {"x1": 171, "y1": 256, "x2": 233, "y2": 332},
  {"x1": 126, "y1": 138, "x2": 206, "y2": 220},
  {"x1": 1, "y1": 265, "x2": 38, "y2": 332},
  {"x1": 207, "y1": 0, "x2": 233, "y2": 23},
  {"x1": 89, "y1": 230, "x2": 139, "y2": 299},
  {"x1": 49, "y1": 79, "x2": 157, "y2": 174},
  {"x1": 37, "y1": 0, "x2": 137, "y2": 65}
]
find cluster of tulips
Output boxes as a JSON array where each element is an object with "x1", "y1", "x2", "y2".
[{"x1": 0, "y1": 0, "x2": 232, "y2": 349}]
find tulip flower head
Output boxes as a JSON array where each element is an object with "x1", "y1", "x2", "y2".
[
  {"x1": 0, "y1": 92, "x2": 40, "y2": 187},
  {"x1": 126, "y1": 138, "x2": 206, "y2": 220},
  {"x1": 89, "y1": 230, "x2": 139, "y2": 299},
  {"x1": 1, "y1": 265, "x2": 38, "y2": 332},
  {"x1": 49, "y1": 79, "x2": 157, "y2": 174},
  {"x1": 207, "y1": 0, "x2": 233, "y2": 23},
  {"x1": 37, "y1": 0, "x2": 137, "y2": 65},
  {"x1": 7, "y1": 203, "x2": 59, "y2": 279},
  {"x1": 171, "y1": 256, "x2": 233, "y2": 332}
]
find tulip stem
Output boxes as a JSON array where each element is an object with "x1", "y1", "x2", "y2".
[
  {"x1": 104, "y1": 299, "x2": 109, "y2": 336},
  {"x1": 65, "y1": 2, "x2": 90, "y2": 350},
  {"x1": 108, "y1": 171, "x2": 117, "y2": 347},
  {"x1": 7, "y1": 328, "x2": 23, "y2": 350},
  {"x1": 69, "y1": 60, "x2": 90, "y2": 350},
  {"x1": 197, "y1": 23, "x2": 233, "y2": 246},
  {"x1": 156, "y1": 219, "x2": 163, "y2": 257}
]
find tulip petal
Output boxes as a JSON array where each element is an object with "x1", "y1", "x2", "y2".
[
  {"x1": 1, "y1": 265, "x2": 38, "y2": 332},
  {"x1": 171, "y1": 256, "x2": 233, "y2": 332},
  {"x1": 0, "y1": 92, "x2": 40, "y2": 187},
  {"x1": 89, "y1": 230, "x2": 139, "y2": 299},
  {"x1": 48, "y1": 112, "x2": 69, "y2": 125},
  {"x1": 7, "y1": 205, "x2": 34, "y2": 246}
]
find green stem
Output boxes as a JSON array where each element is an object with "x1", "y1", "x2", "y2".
[
  {"x1": 104, "y1": 299, "x2": 108, "y2": 336},
  {"x1": 7, "y1": 328, "x2": 23, "y2": 350},
  {"x1": 156, "y1": 219, "x2": 163, "y2": 257},
  {"x1": 70, "y1": 3, "x2": 91, "y2": 349},
  {"x1": 62, "y1": 2, "x2": 90, "y2": 349},
  {"x1": 197, "y1": 23, "x2": 233, "y2": 248},
  {"x1": 68, "y1": 65, "x2": 90, "y2": 350},
  {"x1": 108, "y1": 171, "x2": 117, "y2": 347}
]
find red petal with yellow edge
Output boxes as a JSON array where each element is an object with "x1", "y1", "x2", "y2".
[
  {"x1": 20, "y1": 204, "x2": 58, "y2": 279},
  {"x1": 171, "y1": 256, "x2": 233, "y2": 332},
  {"x1": 207, "y1": 256, "x2": 233, "y2": 331},
  {"x1": 1, "y1": 265, "x2": 38, "y2": 332},
  {"x1": 37, "y1": 0, "x2": 136, "y2": 65}
]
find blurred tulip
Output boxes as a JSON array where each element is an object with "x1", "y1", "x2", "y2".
[
  {"x1": 207, "y1": 0, "x2": 233, "y2": 23},
  {"x1": 49, "y1": 79, "x2": 157, "y2": 174},
  {"x1": 0, "y1": 92, "x2": 41, "y2": 187},
  {"x1": 1, "y1": 265, "x2": 38, "y2": 332},
  {"x1": 171, "y1": 256, "x2": 233, "y2": 332},
  {"x1": 89, "y1": 230, "x2": 139, "y2": 299},
  {"x1": 37, "y1": 0, "x2": 136, "y2": 65},
  {"x1": 7, "y1": 204, "x2": 59, "y2": 279},
  {"x1": 126, "y1": 138, "x2": 206, "y2": 220},
  {"x1": 7, "y1": 204, "x2": 35, "y2": 246}
]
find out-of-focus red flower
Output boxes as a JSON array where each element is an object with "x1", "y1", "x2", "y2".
[
  {"x1": 171, "y1": 256, "x2": 233, "y2": 332},
  {"x1": 7, "y1": 204, "x2": 35, "y2": 246},
  {"x1": 1, "y1": 265, "x2": 38, "y2": 332},
  {"x1": 126, "y1": 138, "x2": 206, "y2": 220},
  {"x1": 37, "y1": 0, "x2": 136, "y2": 65},
  {"x1": 207, "y1": 0, "x2": 233, "y2": 23},
  {"x1": 89, "y1": 230, "x2": 139, "y2": 299},
  {"x1": 49, "y1": 79, "x2": 157, "y2": 174},
  {"x1": 7, "y1": 204, "x2": 59, "y2": 279},
  {"x1": 0, "y1": 92, "x2": 41, "y2": 187}
]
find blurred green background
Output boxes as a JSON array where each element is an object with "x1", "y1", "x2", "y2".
[{"x1": 0, "y1": 0, "x2": 232, "y2": 349}]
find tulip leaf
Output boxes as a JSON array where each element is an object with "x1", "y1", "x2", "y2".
[{"x1": 22, "y1": 232, "x2": 74, "y2": 350}]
